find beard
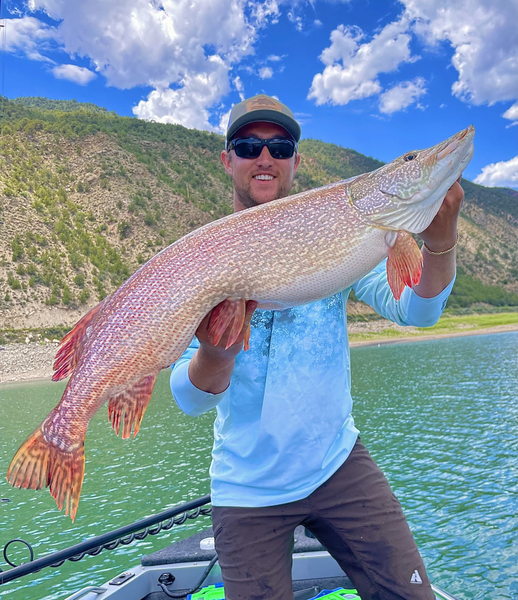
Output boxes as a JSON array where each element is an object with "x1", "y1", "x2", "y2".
[{"x1": 233, "y1": 177, "x2": 293, "y2": 209}]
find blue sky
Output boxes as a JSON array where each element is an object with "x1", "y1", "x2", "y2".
[{"x1": 1, "y1": 0, "x2": 517, "y2": 188}]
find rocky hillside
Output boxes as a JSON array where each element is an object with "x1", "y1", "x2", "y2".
[{"x1": 0, "y1": 97, "x2": 516, "y2": 330}]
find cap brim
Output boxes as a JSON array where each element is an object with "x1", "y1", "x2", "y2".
[{"x1": 227, "y1": 109, "x2": 301, "y2": 143}]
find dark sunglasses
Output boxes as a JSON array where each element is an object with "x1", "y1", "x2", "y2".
[{"x1": 227, "y1": 137, "x2": 297, "y2": 159}]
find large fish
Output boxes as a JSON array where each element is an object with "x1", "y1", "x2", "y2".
[{"x1": 7, "y1": 126, "x2": 474, "y2": 520}]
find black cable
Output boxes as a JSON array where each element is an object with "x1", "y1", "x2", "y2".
[
  {"x1": 1, "y1": 495, "x2": 211, "y2": 585},
  {"x1": 158, "y1": 554, "x2": 219, "y2": 598}
]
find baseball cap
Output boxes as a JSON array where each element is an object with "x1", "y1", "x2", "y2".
[{"x1": 226, "y1": 94, "x2": 301, "y2": 147}]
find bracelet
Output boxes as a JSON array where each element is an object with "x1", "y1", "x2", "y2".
[{"x1": 422, "y1": 233, "x2": 459, "y2": 256}]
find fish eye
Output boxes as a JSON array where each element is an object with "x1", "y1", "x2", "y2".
[{"x1": 404, "y1": 153, "x2": 416, "y2": 162}]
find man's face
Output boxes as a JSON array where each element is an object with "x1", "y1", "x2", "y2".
[{"x1": 221, "y1": 122, "x2": 301, "y2": 212}]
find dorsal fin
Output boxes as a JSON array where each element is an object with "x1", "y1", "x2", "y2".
[{"x1": 52, "y1": 295, "x2": 111, "y2": 381}]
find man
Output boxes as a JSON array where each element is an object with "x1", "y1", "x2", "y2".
[{"x1": 171, "y1": 94, "x2": 463, "y2": 599}]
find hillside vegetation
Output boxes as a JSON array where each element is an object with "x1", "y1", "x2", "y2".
[{"x1": 0, "y1": 97, "x2": 516, "y2": 330}]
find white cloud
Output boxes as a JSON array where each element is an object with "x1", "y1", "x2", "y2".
[
  {"x1": 267, "y1": 54, "x2": 282, "y2": 61},
  {"x1": 259, "y1": 66, "x2": 273, "y2": 79},
  {"x1": 250, "y1": 0, "x2": 281, "y2": 28},
  {"x1": 28, "y1": 0, "x2": 255, "y2": 89},
  {"x1": 379, "y1": 77, "x2": 426, "y2": 114},
  {"x1": 474, "y1": 156, "x2": 518, "y2": 188},
  {"x1": 403, "y1": 0, "x2": 517, "y2": 106},
  {"x1": 287, "y1": 9, "x2": 303, "y2": 31},
  {"x1": 52, "y1": 64, "x2": 97, "y2": 85},
  {"x1": 13, "y1": 0, "x2": 316, "y2": 131},
  {"x1": 308, "y1": 18, "x2": 417, "y2": 106},
  {"x1": 294, "y1": 111, "x2": 312, "y2": 125},
  {"x1": 17, "y1": 0, "x2": 277, "y2": 130},
  {"x1": 3, "y1": 16, "x2": 57, "y2": 62},
  {"x1": 233, "y1": 75, "x2": 245, "y2": 101},
  {"x1": 217, "y1": 108, "x2": 233, "y2": 135},
  {"x1": 133, "y1": 55, "x2": 230, "y2": 130},
  {"x1": 502, "y1": 103, "x2": 518, "y2": 127}
]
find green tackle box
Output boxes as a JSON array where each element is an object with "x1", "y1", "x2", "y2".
[
  {"x1": 187, "y1": 583, "x2": 225, "y2": 599},
  {"x1": 187, "y1": 584, "x2": 361, "y2": 600},
  {"x1": 309, "y1": 589, "x2": 361, "y2": 600}
]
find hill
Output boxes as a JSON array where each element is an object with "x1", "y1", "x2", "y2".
[{"x1": 0, "y1": 97, "x2": 516, "y2": 330}]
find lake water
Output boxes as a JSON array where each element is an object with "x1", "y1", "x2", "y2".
[{"x1": 0, "y1": 332, "x2": 516, "y2": 600}]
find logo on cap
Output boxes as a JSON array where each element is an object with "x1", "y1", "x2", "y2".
[{"x1": 246, "y1": 97, "x2": 283, "y2": 113}]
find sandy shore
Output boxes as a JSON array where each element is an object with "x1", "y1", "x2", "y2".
[
  {"x1": 348, "y1": 323, "x2": 517, "y2": 348},
  {"x1": 0, "y1": 323, "x2": 515, "y2": 386}
]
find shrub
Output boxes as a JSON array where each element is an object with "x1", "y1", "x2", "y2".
[
  {"x1": 62, "y1": 285, "x2": 73, "y2": 305},
  {"x1": 74, "y1": 273, "x2": 85, "y2": 288},
  {"x1": 11, "y1": 237, "x2": 24, "y2": 261},
  {"x1": 144, "y1": 211, "x2": 156, "y2": 226},
  {"x1": 118, "y1": 221, "x2": 131, "y2": 239},
  {"x1": 7, "y1": 273, "x2": 21, "y2": 289},
  {"x1": 78, "y1": 289, "x2": 90, "y2": 303}
]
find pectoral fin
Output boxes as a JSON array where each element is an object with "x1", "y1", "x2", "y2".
[
  {"x1": 386, "y1": 231, "x2": 423, "y2": 300},
  {"x1": 108, "y1": 374, "x2": 157, "y2": 439},
  {"x1": 208, "y1": 298, "x2": 247, "y2": 349}
]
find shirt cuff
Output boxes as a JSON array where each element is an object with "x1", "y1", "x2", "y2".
[
  {"x1": 402, "y1": 274, "x2": 455, "y2": 327},
  {"x1": 170, "y1": 361, "x2": 228, "y2": 417}
]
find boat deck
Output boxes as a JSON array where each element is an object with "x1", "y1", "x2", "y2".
[{"x1": 140, "y1": 526, "x2": 354, "y2": 599}]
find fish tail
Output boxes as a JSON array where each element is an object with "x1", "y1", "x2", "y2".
[{"x1": 7, "y1": 426, "x2": 85, "y2": 521}]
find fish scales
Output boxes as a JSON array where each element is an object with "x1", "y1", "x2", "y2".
[{"x1": 7, "y1": 126, "x2": 475, "y2": 519}]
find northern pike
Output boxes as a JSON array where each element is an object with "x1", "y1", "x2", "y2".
[{"x1": 7, "y1": 126, "x2": 474, "y2": 520}]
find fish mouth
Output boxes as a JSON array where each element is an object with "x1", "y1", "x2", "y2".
[{"x1": 435, "y1": 125, "x2": 474, "y2": 162}]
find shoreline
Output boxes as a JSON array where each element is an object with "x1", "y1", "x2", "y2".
[
  {"x1": 348, "y1": 323, "x2": 517, "y2": 348},
  {"x1": 1, "y1": 324, "x2": 516, "y2": 386}
]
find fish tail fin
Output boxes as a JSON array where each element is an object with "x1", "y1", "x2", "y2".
[
  {"x1": 108, "y1": 374, "x2": 157, "y2": 439},
  {"x1": 387, "y1": 231, "x2": 423, "y2": 300},
  {"x1": 53, "y1": 296, "x2": 110, "y2": 381},
  {"x1": 7, "y1": 426, "x2": 85, "y2": 521},
  {"x1": 208, "y1": 298, "x2": 246, "y2": 349}
]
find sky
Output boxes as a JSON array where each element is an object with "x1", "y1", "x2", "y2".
[{"x1": 0, "y1": 0, "x2": 517, "y2": 189}]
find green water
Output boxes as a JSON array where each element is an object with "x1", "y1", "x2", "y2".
[{"x1": 0, "y1": 332, "x2": 516, "y2": 600}]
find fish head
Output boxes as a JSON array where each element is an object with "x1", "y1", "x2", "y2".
[{"x1": 348, "y1": 125, "x2": 475, "y2": 233}]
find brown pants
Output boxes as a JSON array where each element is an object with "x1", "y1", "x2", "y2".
[{"x1": 212, "y1": 439, "x2": 434, "y2": 600}]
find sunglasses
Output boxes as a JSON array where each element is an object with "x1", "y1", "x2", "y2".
[{"x1": 227, "y1": 137, "x2": 297, "y2": 159}]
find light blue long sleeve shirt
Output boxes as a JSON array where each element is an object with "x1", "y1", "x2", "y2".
[{"x1": 170, "y1": 260, "x2": 454, "y2": 507}]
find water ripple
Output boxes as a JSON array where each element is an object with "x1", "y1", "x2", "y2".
[{"x1": 0, "y1": 333, "x2": 516, "y2": 599}]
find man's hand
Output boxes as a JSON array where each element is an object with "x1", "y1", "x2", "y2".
[
  {"x1": 419, "y1": 176, "x2": 464, "y2": 252},
  {"x1": 188, "y1": 300, "x2": 257, "y2": 394},
  {"x1": 412, "y1": 177, "x2": 464, "y2": 299}
]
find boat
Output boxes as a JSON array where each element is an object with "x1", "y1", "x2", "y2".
[{"x1": 0, "y1": 495, "x2": 460, "y2": 600}]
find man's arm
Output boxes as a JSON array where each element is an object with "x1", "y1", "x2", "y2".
[
  {"x1": 188, "y1": 300, "x2": 258, "y2": 394},
  {"x1": 412, "y1": 177, "x2": 464, "y2": 298}
]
